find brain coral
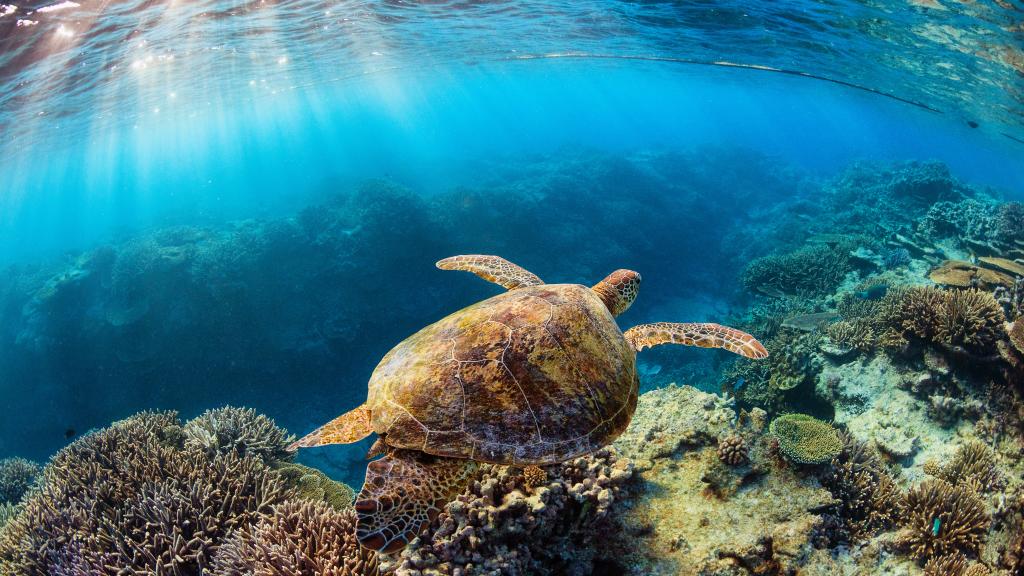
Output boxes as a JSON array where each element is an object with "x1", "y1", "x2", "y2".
[
  {"x1": 898, "y1": 478, "x2": 990, "y2": 562},
  {"x1": 211, "y1": 500, "x2": 379, "y2": 576},
  {"x1": 0, "y1": 410, "x2": 292, "y2": 576},
  {"x1": 388, "y1": 447, "x2": 634, "y2": 576},
  {"x1": 0, "y1": 458, "x2": 40, "y2": 505},
  {"x1": 184, "y1": 406, "x2": 296, "y2": 464},
  {"x1": 769, "y1": 414, "x2": 843, "y2": 465}
]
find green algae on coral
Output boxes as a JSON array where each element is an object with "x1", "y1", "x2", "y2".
[{"x1": 769, "y1": 414, "x2": 843, "y2": 465}]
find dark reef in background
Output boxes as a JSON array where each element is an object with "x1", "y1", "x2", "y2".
[{"x1": 0, "y1": 147, "x2": 797, "y2": 480}]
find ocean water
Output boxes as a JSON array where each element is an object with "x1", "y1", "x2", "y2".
[{"x1": 1, "y1": 1, "x2": 1024, "y2": 574}]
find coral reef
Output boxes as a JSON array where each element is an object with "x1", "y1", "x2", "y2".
[
  {"x1": 274, "y1": 462, "x2": 356, "y2": 511},
  {"x1": 883, "y1": 286, "x2": 1006, "y2": 355},
  {"x1": 387, "y1": 447, "x2": 634, "y2": 576},
  {"x1": 184, "y1": 406, "x2": 296, "y2": 464},
  {"x1": 769, "y1": 414, "x2": 843, "y2": 465},
  {"x1": 0, "y1": 458, "x2": 39, "y2": 504},
  {"x1": 211, "y1": 500, "x2": 379, "y2": 576},
  {"x1": 898, "y1": 478, "x2": 990, "y2": 563},
  {"x1": 0, "y1": 410, "x2": 293, "y2": 576}
]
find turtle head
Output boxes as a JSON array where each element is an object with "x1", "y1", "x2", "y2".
[{"x1": 592, "y1": 269, "x2": 641, "y2": 317}]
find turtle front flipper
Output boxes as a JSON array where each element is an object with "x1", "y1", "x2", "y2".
[
  {"x1": 288, "y1": 404, "x2": 374, "y2": 451},
  {"x1": 624, "y1": 322, "x2": 769, "y2": 359},
  {"x1": 355, "y1": 449, "x2": 478, "y2": 553},
  {"x1": 436, "y1": 255, "x2": 543, "y2": 290}
]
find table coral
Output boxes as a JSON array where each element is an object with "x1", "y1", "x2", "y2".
[
  {"x1": 769, "y1": 414, "x2": 843, "y2": 465},
  {"x1": 211, "y1": 500, "x2": 379, "y2": 576}
]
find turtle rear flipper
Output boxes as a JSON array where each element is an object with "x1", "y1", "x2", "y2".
[
  {"x1": 355, "y1": 449, "x2": 478, "y2": 553},
  {"x1": 436, "y1": 255, "x2": 543, "y2": 290},
  {"x1": 288, "y1": 404, "x2": 374, "y2": 450},
  {"x1": 624, "y1": 322, "x2": 768, "y2": 359}
]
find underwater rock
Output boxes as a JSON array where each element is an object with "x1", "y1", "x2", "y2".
[
  {"x1": 612, "y1": 384, "x2": 735, "y2": 469},
  {"x1": 211, "y1": 500, "x2": 379, "y2": 576},
  {"x1": 617, "y1": 414, "x2": 832, "y2": 574}
]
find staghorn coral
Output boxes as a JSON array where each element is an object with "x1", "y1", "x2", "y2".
[
  {"x1": 0, "y1": 410, "x2": 292, "y2": 576},
  {"x1": 717, "y1": 434, "x2": 749, "y2": 466},
  {"x1": 1010, "y1": 321, "x2": 1024, "y2": 358},
  {"x1": 184, "y1": 406, "x2": 296, "y2": 464},
  {"x1": 742, "y1": 244, "x2": 853, "y2": 297},
  {"x1": 0, "y1": 503, "x2": 17, "y2": 530},
  {"x1": 923, "y1": 441, "x2": 1003, "y2": 494},
  {"x1": 824, "y1": 319, "x2": 876, "y2": 353},
  {"x1": 898, "y1": 478, "x2": 990, "y2": 563},
  {"x1": 924, "y1": 554, "x2": 974, "y2": 576},
  {"x1": 522, "y1": 465, "x2": 548, "y2": 489},
  {"x1": 938, "y1": 289, "x2": 1007, "y2": 353},
  {"x1": 211, "y1": 500, "x2": 379, "y2": 576},
  {"x1": 0, "y1": 458, "x2": 40, "y2": 505},
  {"x1": 388, "y1": 447, "x2": 634, "y2": 576},
  {"x1": 819, "y1": 433, "x2": 903, "y2": 542},
  {"x1": 882, "y1": 286, "x2": 1006, "y2": 355},
  {"x1": 768, "y1": 414, "x2": 843, "y2": 465}
]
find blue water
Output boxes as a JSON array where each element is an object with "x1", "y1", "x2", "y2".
[{"x1": 1, "y1": 0, "x2": 1024, "y2": 485}]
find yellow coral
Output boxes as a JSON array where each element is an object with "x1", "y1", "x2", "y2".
[{"x1": 769, "y1": 414, "x2": 842, "y2": 465}]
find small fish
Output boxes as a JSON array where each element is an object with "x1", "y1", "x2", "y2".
[
  {"x1": 855, "y1": 284, "x2": 888, "y2": 301},
  {"x1": 932, "y1": 517, "x2": 942, "y2": 536},
  {"x1": 967, "y1": 120, "x2": 979, "y2": 129},
  {"x1": 735, "y1": 377, "x2": 746, "y2": 390},
  {"x1": 64, "y1": 427, "x2": 76, "y2": 439}
]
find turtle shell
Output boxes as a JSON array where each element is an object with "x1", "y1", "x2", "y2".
[{"x1": 365, "y1": 284, "x2": 638, "y2": 465}]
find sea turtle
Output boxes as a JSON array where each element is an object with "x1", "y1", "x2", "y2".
[{"x1": 290, "y1": 254, "x2": 767, "y2": 553}]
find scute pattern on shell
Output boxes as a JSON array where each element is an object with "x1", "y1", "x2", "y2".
[{"x1": 366, "y1": 284, "x2": 639, "y2": 465}]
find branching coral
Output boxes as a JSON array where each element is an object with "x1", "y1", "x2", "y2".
[
  {"x1": 824, "y1": 320, "x2": 876, "y2": 353},
  {"x1": 717, "y1": 434, "x2": 749, "y2": 466},
  {"x1": 388, "y1": 447, "x2": 634, "y2": 576},
  {"x1": 768, "y1": 414, "x2": 843, "y2": 465},
  {"x1": 184, "y1": 406, "x2": 296, "y2": 464},
  {"x1": 924, "y1": 441, "x2": 1003, "y2": 494},
  {"x1": 820, "y1": 434, "x2": 903, "y2": 542},
  {"x1": 742, "y1": 244, "x2": 853, "y2": 297},
  {"x1": 898, "y1": 478, "x2": 990, "y2": 562},
  {"x1": 882, "y1": 286, "x2": 1006, "y2": 355},
  {"x1": 0, "y1": 458, "x2": 40, "y2": 504},
  {"x1": 211, "y1": 500, "x2": 379, "y2": 576},
  {"x1": 0, "y1": 410, "x2": 292, "y2": 576}
]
